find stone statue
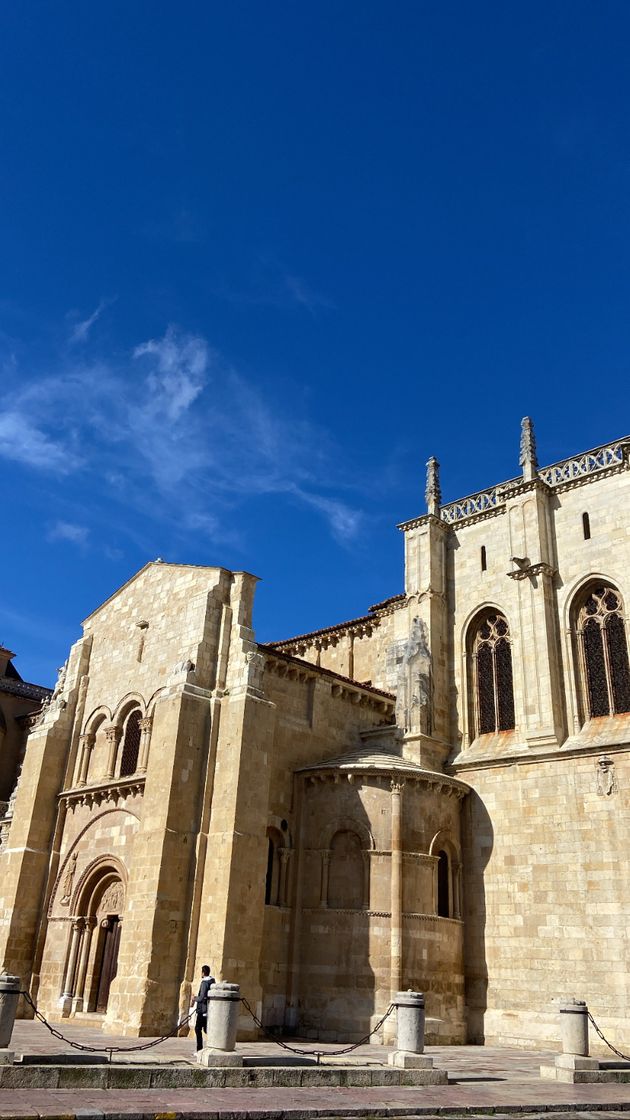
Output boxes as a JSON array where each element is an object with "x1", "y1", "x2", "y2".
[
  {"x1": 60, "y1": 851, "x2": 78, "y2": 906},
  {"x1": 396, "y1": 617, "x2": 433, "y2": 735}
]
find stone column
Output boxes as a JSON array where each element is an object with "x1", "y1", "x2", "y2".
[
  {"x1": 60, "y1": 918, "x2": 84, "y2": 1017},
  {"x1": 76, "y1": 733, "x2": 94, "y2": 787},
  {"x1": 362, "y1": 848, "x2": 371, "y2": 909},
  {"x1": 104, "y1": 727, "x2": 122, "y2": 781},
  {"x1": 71, "y1": 917, "x2": 96, "y2": 1013},
  {"x1": 198, "y1": 982, "x2": 243, "y2": 1067},
  {"x1": 390, "y1": 780, "x2": 403, "y2": 1000},
  {"x1": 278, "y1": 848, "x2": 292, "y2": 908},
  {"x1": 319, "y1": 850, "x2": 330, "y2": 908},
  {"x1": 137, "y1": 716, "x2": 153, "y2": 775}
]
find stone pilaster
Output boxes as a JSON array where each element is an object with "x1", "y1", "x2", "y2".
[
  {"x1": 505, "y1": 480, "x2": 566, "y2": 748},
  {"x1": 0, "y1": 637, "x2": 91, "y2": 999},
  {"x1": 103, "y1": 681, "x2": 214, "y2": 1036}
]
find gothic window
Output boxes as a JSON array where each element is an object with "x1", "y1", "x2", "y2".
[
  {"x1": 119, "y1": 710, "x2": 141, "y2": 776},
  {"x1": 481, "y1": 545, "x2": 487, "y2": 572},
  {"x1": 582, "y1": 512, "x2": 591, "y2": 540},
  {"x1": 577, "y1": 585, "x2": 630, "y2": 719},
  {"x1": 472, "y1": 612, "x2": 515, "y2": 735}
]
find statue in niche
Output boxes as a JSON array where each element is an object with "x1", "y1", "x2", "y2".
[
  {"x1": 60, "y1": 851, "x2": 78, "y2": 906},
  {"x1": 395, "y1": 617, "x2": 433, "y2": 735}
]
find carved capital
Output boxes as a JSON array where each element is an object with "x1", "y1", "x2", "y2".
[
  {"x1": 105, "y1": 726, "x2": 122, "y2": 745},
  {"x1": 138, "y1": 716, "x2": 153, "y2": 734}
]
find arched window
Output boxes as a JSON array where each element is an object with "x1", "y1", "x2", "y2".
[
  {"x1": 472, "y1": 611, "x2": 515, "y2": 735},
  {"x1": 576, "y1": 585, "x2": 630, "y2": 718},
  {"x1": 437, "y1": 850, "x2": 450, "y2": 917},
  {"x1": 265, "y1": 828, "x2": 283, "y2": 905},
  {"x1": 119, "y1": 710, "x2": 141, "y2": 776}
]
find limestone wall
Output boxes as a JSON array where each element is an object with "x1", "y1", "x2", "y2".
[{"x1": 462, "y1": 748, "x2": 630, "y2": 1052}]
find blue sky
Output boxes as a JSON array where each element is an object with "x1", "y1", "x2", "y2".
[{"x1": 2, "y1": 1, "x2": 630, "y2": 686}]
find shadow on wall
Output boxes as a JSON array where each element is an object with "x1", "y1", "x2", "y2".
[
  {"x1": 296, "y1": 776, "x2": 376, "y2": 1042},
  {"x1": 462, "y1": 788, "x2": 493, "y2": 1044}
]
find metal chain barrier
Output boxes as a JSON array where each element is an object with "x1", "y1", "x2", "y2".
[
  {"x1": 239, "y1": 996, "x2": 395, "y2": 1064},
  {"x1": 19, "y1": 990, "x2": 195, "y2": 1063},
  {"x1": 588, "y1": 1011, "x2": 630, "y2": 1063},
  {"x1": 16, "y1": 989, "x2": 396, "y2": 1067}
]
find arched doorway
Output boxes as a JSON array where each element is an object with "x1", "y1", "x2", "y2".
[
  {"x1": 92, "y1": 878, "x2": 124, "y2": 1012},
  {"x1": 60, "y1": 860, "x2": 125, "y2": 1016}
]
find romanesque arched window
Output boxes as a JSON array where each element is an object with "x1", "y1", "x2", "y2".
[
  {"x1": 437, "y1": 850, "x2": 450, "y2": 917},
  {"x1": 472, "y1": 611, "x2": 515, "y2": 735},
  {"x1": 119, "y1": 709, "x2": 141, "y2": 776},
  {"x1": 576, "y1": 585, "x2": 630, "y2": 718},
  {"x1": 265, "y1": 827, "x2": 284, "y2": 905}
]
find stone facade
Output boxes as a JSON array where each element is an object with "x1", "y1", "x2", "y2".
[{"x1": 1, "y1": 421, "x2": 629, "y2": 1053}]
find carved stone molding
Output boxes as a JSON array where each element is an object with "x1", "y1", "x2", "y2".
[{"x1": 60, "y1": 775, "x2": 145, "y2": 810}]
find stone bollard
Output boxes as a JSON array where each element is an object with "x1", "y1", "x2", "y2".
[
  {"x1": 388, "y1": 990, "x2": 433, "y2": 1071},
  {"x1": 560, "y1": 998, "x2": 589, "y2": 1056},
  {"x1": 198, "y1": 982, "x2": 243, "y2": 1067},
  {"x1": 540, "y1": 998, "x2": 598, "y2": 1081},
  {"x1": 0, "y1": 974, "x2": 20, "y2": 1064}
]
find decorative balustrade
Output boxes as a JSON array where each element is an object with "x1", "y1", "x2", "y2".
[
  {"x1": 440, "y1": 487, "x2": 500, "y2": 524},
  {"x1": 439, "y1": 440, "x2": 628, "y2": 525},
  {"x1": 537, "y1": 441, "x2": 625, "y2": 487}
]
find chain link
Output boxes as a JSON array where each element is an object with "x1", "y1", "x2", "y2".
[
  {"x1": 239, "y1": 996, "x2": 395, "y2": 1064},
  {"x1": 19, "y1": 991, "x2": 194, "y2": 1061},
  {"x1": 18, "y1": 990, "x2": 395, "y2": 1066},
  {"x1": 588, "y1": 1011, "x2": 630, "y2": 1063}
]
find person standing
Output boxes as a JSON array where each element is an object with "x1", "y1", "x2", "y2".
[{"x1": 193, "y1": 964, "x2": 215, "y2": 1052}]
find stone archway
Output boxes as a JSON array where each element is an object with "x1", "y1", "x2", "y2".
[
  {"x1": 61, "y1": 861, "x2": 125, "y2": 1017},
  {"x1": 92, "y1": 878, "x2": 124, "y2": 1012}
]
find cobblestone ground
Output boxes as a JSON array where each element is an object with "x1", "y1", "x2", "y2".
[{"x1": 1, "y1": 1020, "x2": 629, "y2": 1119}]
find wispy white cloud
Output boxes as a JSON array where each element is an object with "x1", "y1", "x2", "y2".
[
  {"x1": 68, "y1": 298, "x2": 115, "y2": 345},
  {"x1": 134, "y1": 326, "x2": 209, "y2": 421},
  {"x1": 292, "y1": 489, "x2": 363, "y2": 545},
  {"x1": 0, "y1": 410, "x2": 76, "y2": 473},
  {"x1": 47, "y1": 520, "x2": 89, "y2": 547},
  {"x1": 0, "y1": 324, "x2": 363, "y2": 545}
]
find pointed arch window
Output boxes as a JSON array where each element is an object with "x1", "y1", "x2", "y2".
[
  {"x1": 472, "y1": 612, "x2": 515, "y2": 735},
  {"x1": 577, "y1": 585, "x2": 630, "y2": 718}
]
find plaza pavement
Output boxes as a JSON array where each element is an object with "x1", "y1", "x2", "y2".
[{"x1": 2, "y1": 1019, "x2": 630, "y2": 1119}]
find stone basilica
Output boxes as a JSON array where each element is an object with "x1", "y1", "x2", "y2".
[{"x1": 0, "y1": 418, "x2": 629, "y2": 1051}]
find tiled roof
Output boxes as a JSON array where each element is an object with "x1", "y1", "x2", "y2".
[{"x1": 268, "y1": 594, "x2": 405, "y2": 648}]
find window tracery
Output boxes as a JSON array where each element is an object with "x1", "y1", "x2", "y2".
[
  {"x1": 577, "y1": 585, "x2": 630, "y2": 718},
  {"x1": 472, "y1": 612, "x2": 515, "y2": 735}
]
